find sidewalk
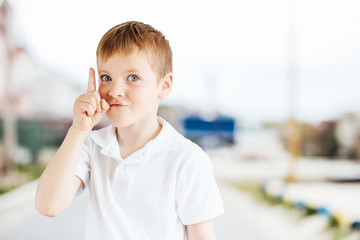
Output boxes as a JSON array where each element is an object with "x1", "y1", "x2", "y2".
[
  {"x1": 210, "y1": 151, "x2": 360, "y2": 239},
  {"x1": 215, "y1": 179, "x2": 334, "y2": 240},
  {"x1": 262, "y1": 179, "x2": 360, "y2": 231}
]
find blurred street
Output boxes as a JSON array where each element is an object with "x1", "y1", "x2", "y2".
[
  {"x1": 1, "y1": 152, "x2": 360, "y2": 240},
  {"x1": 1, "y1": 0, "x2": 360, "y2": 239}
]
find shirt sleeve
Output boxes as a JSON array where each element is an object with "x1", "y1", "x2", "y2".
[
  {"x1": 177, "y1": 146, "x2": 224, "y2": 225},
  {"x1": 75, "y1": 136, "x2": 91, "y2": 196}
]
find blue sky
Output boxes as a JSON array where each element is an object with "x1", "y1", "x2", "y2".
[{"x1": 6, "y1": 0, "x2": 360, "y2": 123}]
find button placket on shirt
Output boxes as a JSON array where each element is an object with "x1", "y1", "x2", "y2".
[
  {"x1": 112, "y1": 162, "x2": 129, "y2": 192},
  {"x1": 111, "y1": 151, "x2": 147, "y2": 193}
]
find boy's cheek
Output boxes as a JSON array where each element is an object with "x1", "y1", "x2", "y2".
[{"x1": 98, "y1": 86, "x2": 106, "y2": 98}]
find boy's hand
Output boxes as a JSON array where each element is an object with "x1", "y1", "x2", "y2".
[{"x1": 71, "y1": 68, "x2": 110, "y2": 132}]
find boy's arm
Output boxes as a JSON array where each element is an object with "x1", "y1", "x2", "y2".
[
  {"x1": 35, "y1": 68, "x2": 109, "y2": 217},
  {"x1": 186, "y1": 219, "x2": 216, "y2": 240},
  {"x1": 35, "y1": 128, "x2": 88, "y2": 217}
]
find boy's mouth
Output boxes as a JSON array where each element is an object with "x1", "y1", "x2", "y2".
[{"x1": 110, "y1": 102, "x2": 127, "y2": 107}]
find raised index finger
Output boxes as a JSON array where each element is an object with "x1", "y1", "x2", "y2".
[{"x1": 87, "y1": 67, "x2": 97, "y2": 92}]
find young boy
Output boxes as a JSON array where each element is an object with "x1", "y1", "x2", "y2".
[{"x1": 35, "y1": 21, "x2": 224, "y2": 240}]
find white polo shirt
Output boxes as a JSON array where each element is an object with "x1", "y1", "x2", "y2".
[{"x1": 76, "y1": 117, "x2": 224, "y2": 240}]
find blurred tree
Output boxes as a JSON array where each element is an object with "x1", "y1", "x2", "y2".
[
  {"x1": 335, "y1": 113, "x2": 360, "y2": 159},
  {"x1": 300, "y1": 123, "x2": 319, "y2": 156},
  {"x1": 269, "y1": 121, "x2": 340, "y2": 158},
  {"x1": 316, "y1": 121, "x2": 339, "y2": 158}
]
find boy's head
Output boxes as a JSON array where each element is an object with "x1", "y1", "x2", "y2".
[
  {"x1": 96, "y1": 21, "x2": 172, "y2": 80},
  {"x1": 95, "y1": 21, "x2": 173, "y2": 128}
]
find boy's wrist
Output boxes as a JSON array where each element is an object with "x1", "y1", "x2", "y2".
[{"x1": 68, "y1": 125, "x2": 90, "y2": 139}]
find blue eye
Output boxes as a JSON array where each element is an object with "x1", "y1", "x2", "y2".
[
  {"x1": 101, "y1": 75, "x2": 111, "y2": 81},
  {"x1": 128, "y1": 75, "x2": 139, "y2": 82}
]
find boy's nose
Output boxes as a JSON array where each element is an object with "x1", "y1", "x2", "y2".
[{"x1": 108, "y1": 81, "x2": 125, "y2": 97}]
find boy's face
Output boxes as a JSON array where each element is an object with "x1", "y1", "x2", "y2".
[{"x1": 97, "y1": 50, "x2": 168, "y2": 128}]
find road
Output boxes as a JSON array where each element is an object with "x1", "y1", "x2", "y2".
[
  {"x1": 1, "y1": 179, "x2": 262, "y2": 240},
  {"x1": 0, "y1": 180, "x2": 87, "y2": 240},
  {"x1": 2, "y1": 156, "x2": 357, "y2": 239}
]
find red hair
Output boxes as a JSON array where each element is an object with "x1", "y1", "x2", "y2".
[{"x1": 96, "y1": 21, "x2": 173, "y2": 79}]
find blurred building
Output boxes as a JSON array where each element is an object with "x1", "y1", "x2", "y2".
[
  {"x1": 0, "y1": 48, "x2": 81, "y2": 119},
  {"x1": 0, "y1": 0, "x2": 81, "y2": 167},
  {"x1": 0, "y1": 0, "x2": 81, "y2": 119}
]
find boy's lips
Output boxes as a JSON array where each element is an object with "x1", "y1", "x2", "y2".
[{"x1": 110, "y1": 102, "x2": 128, "y2": 107}]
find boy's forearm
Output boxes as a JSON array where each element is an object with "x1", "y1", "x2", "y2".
[
  {"x1": 186, "y1": 220, "x2": 216, "y2": 240},
  {"x1": 35, "y1": 126, "x2": 88, "y2": 217}
]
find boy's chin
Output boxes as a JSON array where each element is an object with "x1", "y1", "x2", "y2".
[
  {"x1": 107, "y1": 115, "x2": 141, "y2": 129},
  {"x1": 109, "y1": 119, "x2": 134, "y2": 129},
  {"x1": 106, "y1": 112, "x2": 131, "y2": 128},
  {"x1": 106, "y1": 110, "x2": 157, "y2": 129}
]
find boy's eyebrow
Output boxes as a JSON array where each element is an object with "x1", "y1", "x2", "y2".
[
  {"x1": 98, "y1": 69, "x2": 141, "y2": 74},
  {"x1": 125, "y1": 69, "x2": 140, "y2": 73},
  {"x1": 98, "y1": 70, "x2": 110, "y2": 74}
]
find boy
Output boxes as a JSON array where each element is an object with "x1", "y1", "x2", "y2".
[{"x1": 35, "y1": 21, "x2": 224, "y2": 240}]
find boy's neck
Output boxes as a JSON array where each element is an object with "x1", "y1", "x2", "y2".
[{"x1": 115, "y1": 115, "x2": 161, "y2": 159}]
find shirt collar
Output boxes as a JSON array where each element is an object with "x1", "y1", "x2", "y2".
[{"x1": 89, "y1": 117, "x2": 178, "y2": 162}]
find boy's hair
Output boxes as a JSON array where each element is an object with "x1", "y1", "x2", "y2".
[{"x1": 96, "y1": 21, "x2": 173, "y2": 79}]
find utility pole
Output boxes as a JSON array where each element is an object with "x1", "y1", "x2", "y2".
[
  {"x1": 286, "y1": 0, "x2": 301, "y2": 182},
  {"x1": 0, "y1": 0, "x2": 16, "y2": 175}
]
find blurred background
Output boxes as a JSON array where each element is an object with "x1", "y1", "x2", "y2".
[{"x1": 1, "y1": 0, "x2": 360, "y2": 239}]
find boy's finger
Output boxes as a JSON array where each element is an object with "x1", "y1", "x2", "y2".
[
  {"x1": 87, "y1": 67, "x2": 96, "y2": 93},
  {"x1": 93, "y1": 92, "x2": 101, "y2": 112},
  {"x1": 78, "y1": 102, "x2": 96, "y2": 117},
  {"x1": 100, "y1": 99, "x2": 110, "y2": 115}
]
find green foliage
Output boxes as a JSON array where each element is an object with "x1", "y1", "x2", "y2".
[
  {"x1": 0, "y1": 163, "x2": 46, "y2": 196},
  {"x1": 16, "y1": 163, "x2": 46, "y2": 180},
  {"x1": 0, "y1": 186, "x2": 16, "y2": 195}
]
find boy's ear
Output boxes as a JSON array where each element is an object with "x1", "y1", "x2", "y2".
[{"x1": 158, "y1": 73, "x2": 173, "y2": 99}]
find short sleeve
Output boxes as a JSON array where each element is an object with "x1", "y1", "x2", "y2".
[
  {"x1": 75, "y1": 136, "x2": 91, "y2": 196},
  {"x1": 177, "y1": 147, "x2": 224, "y2": 225}
]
